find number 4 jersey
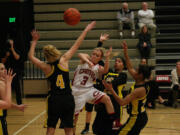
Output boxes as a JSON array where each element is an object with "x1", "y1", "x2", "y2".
[
  {"x1": 72, "y1": 63, "x2": 100, "y2": 94},
  {"x1": 47, "y1": 61, "x2": 72, "y2": 95}
]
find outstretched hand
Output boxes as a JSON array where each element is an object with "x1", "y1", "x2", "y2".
[
  {"x1": 17, "y1": 104, "x2": 27, "y2": 112},
  {"x1": 85, "y1": 21, "x2": 96, "y2": 32},
  {"x1": 5, "y1": 69, "x2": 16, "y2": 84},
  {"x1": 122, "y1": 41, "x2": 128, "y2": 49},
  {"x1": 121, "y1": 40, "x2": 128, "y2": 54},
  {"x1": 9, "y1": 40, "x2": 14, "y2": 49},
  {"x1": 31, "y1": 29, "x2": 40, "y2": 41},
  {"x1": 102, "y1": 80, "x2": 113, "y2": 91},
  {"x1": 100, "y1": 33, "x2": 109, "y2": 42},
  {"x1": 105, "y1": 46, "x2": 112, "y2": 58}
]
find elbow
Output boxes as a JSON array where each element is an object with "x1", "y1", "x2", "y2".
[
  {"x1": 7, "y1": 103, "x2": 12, "y2": 109},
  {"x1": 4, "y1": 101, "x2": 12, "y2": 109},
  {"x1": 28, "y1": 53, "x2": 33, "y2": 60},
  {"x1": 119, "y1": 101, "x2": 126, "y2": 106},
  {"x1": 78, "y1": 53, "x2": 82, "y2": 58},
  {"x1": 102, "y1": 67, "x2": 109, "y2": 74},
  {"x1": 16, "y1": 55, "x2": 20, "y2": 60},
  {"x1": 104, "y1": 69, "x2": 109, "y2": 74},
  {"x1": 78, "y1": 53, "x2": 86, "y2": 59}
]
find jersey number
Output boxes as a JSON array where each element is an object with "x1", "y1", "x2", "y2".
[
  {"x1": 80, "y1": 76, "x2": 89, "y2": 85},
  {"x1": 56, "y1": 75, "x2": 65, "y2": 89}
]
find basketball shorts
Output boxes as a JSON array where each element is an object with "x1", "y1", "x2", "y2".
[
  {"x1": 45, "y1": 93, "x2": 75, "y2": 128},
  {"x1": 85, "y1": 103, "x2": 94, "y2": 112},
  {"x1": 73, "y1": 87, "x2": 105, "y2": 115}
]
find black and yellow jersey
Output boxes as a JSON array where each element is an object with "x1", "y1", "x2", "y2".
[
  {"x1": 46, "y1": 61, "x2": 72, "y2": 95},
  {"x1": 0, "y1": 109, "x2": 6, "y2": 118},
  {"x1": 104, "y1": 70, "x2": 127, "y2": 97},
  {"x1": 127, "y1": 83, "x2": 150, "y2": 115},
  {"x1": 103, "y1": 70, "x2": 127, "y2": 121}
]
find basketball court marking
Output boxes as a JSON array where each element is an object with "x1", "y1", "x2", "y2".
[{"x1": 13, "y1": 110, "x2": 46, "y2": 135}]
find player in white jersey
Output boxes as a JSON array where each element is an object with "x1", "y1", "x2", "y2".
[
  {"x1": 72, "y1": 63, "x2": 99, "y2": 94},
  {"x1": 72, "y1": 47, "x2": 116, "y2": 134}
]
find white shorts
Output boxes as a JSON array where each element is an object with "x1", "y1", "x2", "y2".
[{"x1": 72, "y1": 87, "x2": 105, "y2": 115}]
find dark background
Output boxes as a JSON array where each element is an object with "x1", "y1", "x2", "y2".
[{"x1": 0, "y1": 0, "x2": 34, "y2": 63}]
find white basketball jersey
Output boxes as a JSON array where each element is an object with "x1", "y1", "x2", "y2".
[{"x1": 72, "y1": 63, "x2": 99, "y2": 88}]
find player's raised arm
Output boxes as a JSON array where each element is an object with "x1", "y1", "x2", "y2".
[
  {"x1": 60, "y1": 21, "x2": 96, "y2": 65},
  {"x1": 99, "y1": 47, "x2": 112, "y2": 75},
  {"x1": 122, "y1": 41, "x2": 137, "y2": 79},
  {"x1": 28, "y1": 30, "x2": 51, "y2": 74},
  {"x1": 0, "y1": 69, "x2": 15, "y2": 109}
]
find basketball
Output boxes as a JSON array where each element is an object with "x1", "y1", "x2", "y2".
[{"x1": 63, "y1": 8, "x2": 81, "y2": 26}]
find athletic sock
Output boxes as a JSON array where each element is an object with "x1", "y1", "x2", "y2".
[{"x1": 85, "y1": 123, "x2": 90, "y2": 130}]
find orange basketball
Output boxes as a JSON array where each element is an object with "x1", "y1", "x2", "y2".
[{"x1": 63, "y1": 8, "x2": 81, "y2": 26}]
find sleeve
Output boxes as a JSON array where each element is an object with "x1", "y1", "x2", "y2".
[
  {"x1": 137, "y1": 34, "x2": 144, "y2": 47},
  {"x1": 147, "y1": 10, "x2": 154, "y2": 19},
  {"x1": 138, "y1": 10, "x2": 143, "y2": 18},
  {"x1": 130, "y1": 11, "x2": 134, "y2": 20},
  {"x1": 138, "y1": 10, "x2": 148, "y2": 18},
  {"x1": 98, "y1": 60, "x2": 104, "y2": 66},
  {"x1": 112, "y1": 72, "x2": 127, "y2": 86},
  {"x1": 117, "y1": 11, "x2": 121, "y2": 20},
  {"x1": 117, "y1": 10, "x2": 126, "y2": 21},
  {"x1": 171, "y1": 69, "x2": 179, "y2": 86},
  {"x1": 15, "y1": 48, "x2": 23, "y2": 62},
  {"x1": 145, "y1": 34, "x2": 152, "y2": 47},
  {"x1": 97, "y1": 41, "x2": 103, "y2": 47}
]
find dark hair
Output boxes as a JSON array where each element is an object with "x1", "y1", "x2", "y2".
[
  {"x1": 141, "y1": 25, "x2": 149, "y2": 34},
  {"x1": 138, "y1": 64, "x2": 152, "y2": 80},
  {"x1": 176, "y1": 60, "x2": 180, "y2": 63},
  {"x1": 115, "y1": 56, "x2": 127, "y2": 70}
]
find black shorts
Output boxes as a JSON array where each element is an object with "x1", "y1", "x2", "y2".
[
  {"x1": 45, "y1": 93, "x2": 75, "y2": 128},
  {"x1": 85, "y1": 103, "x2": 94, "y2": 112},
  {"x1": 92, "y1": 101, "x2": 121, "y2": 135},
  {"x1": 109, "y1": 95, "x2": 122, "y2": 120},
  {"x1": 0, "y1": 117, "x2": 8, "y2": 135},
  {"x1": 119, "y1": 112, "x2": 148, "y2": 135}
]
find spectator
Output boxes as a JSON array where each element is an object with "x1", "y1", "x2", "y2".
[
  {"x1": 1, "y1": 39, "x2": 24, "y2": 105},
  {"x1": 171, "y1": 60, "x2": 180, "y2": 108},
  {"x1": 140, "y1": 59, "x2": 167, "y2": 109},
  {"x1": 138, "y1": 2, "x2": 157, "y2": 33},
  {"x1": 117, "y1": 2, "x2": 135, "y2": 38},
  {"x1": 136, "y1": 25, "x2": 152, "y2": 59}
]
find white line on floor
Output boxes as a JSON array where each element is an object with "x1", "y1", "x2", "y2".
[{"x1": 13, "y1": 110, "x2": 46, "y2": 135}]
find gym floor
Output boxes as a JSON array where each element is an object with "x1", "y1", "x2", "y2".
[{"x1": 7, "y1": 98, "x2": 180, "y2": 135}]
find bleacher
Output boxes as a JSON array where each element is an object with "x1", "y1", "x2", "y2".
[
  {"x1": 155, "y1": 0, "x2": 180, "y2": 95},
  {"x1": 23, "y1": 0, "x2": 156, "y2": 95}
]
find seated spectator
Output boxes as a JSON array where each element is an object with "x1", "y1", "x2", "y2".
[
  {"x1": 117, "y1": 2, "x2": 135, "y2": 38},
  {"x1": 138, "y1": 2, "x2": 157, "y2": 34},
  {"x1": 140, "y1": 59, "x2": 167, "y2": 109},
  {"x1": 136, "y1": 25, "x2": 152, "y2": 59},
  {"x1": 171, "y1": 60, "x2": 180, "y2": 108}
]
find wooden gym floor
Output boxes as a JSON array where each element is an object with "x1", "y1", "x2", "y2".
[{"x1": 7, "y1": 97, "x2": 180, "y2": 135}]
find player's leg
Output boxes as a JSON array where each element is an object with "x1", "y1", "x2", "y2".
[
  {"x1": 81, "y1": 103, "x2": 94, "y2": 134},
  {"x1": 46, "y1": 128, "x2": 55, "y2": 135},
  {"x1": 73, "y1": 94, "x2": 86, "y2": 134}
]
